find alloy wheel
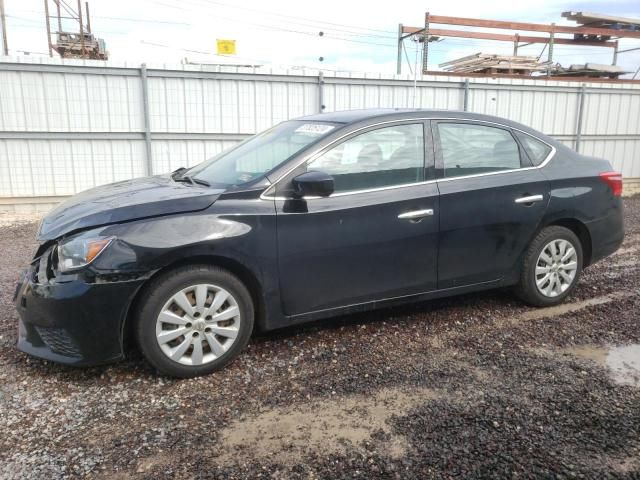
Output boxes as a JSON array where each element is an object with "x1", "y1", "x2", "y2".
[
  {"x1": 155, "y1": 284, "x2": 241, "y2": 366},
  {"x1": 535, "y1": 239, "x2": 578, "y2": 298}
]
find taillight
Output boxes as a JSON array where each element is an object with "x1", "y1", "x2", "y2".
[{"x1": 599, "y1": 171, "x2": 623, "y2": 197}]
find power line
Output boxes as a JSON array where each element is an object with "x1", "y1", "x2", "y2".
[
  {"x1": 9, "y1": 6, "x2": 399, "y2": 47},
  {"x1": 402, "y1": 40, "x2": 413, "y2": 75},
  {"x1": 7, "y1": 5, "x2": 634, "y2": 67},
  {"x1": 145, "y1": 0, "x2": 398, "y2": 40},
  {"x1": 140, "y1": 40, "x2": 369, "y2": 73},
  {"x1": 8, "y1": 13, "x2": 626, "y2": 60},
  {"x1": 148, "y1": 0, "x2": 398, "y2": 37}
]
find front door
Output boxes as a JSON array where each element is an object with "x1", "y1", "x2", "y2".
[
  {"x1": 273, "y1": 121, "x2": 439, "y2": 316},
  {"x1": 433, "y1": 121, "x2": 551, "y2": 288}
]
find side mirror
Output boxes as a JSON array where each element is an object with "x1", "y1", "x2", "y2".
[{"x1": 291, "y1": 171, "x2": 334, "y2": 198}]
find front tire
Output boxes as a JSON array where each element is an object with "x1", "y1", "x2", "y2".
[
  {"x1": 515, "y1": 226, "x2": 583, "y2": 307},
  {"x1": 135, "y1": 265, "x2": 254, "y2": 378}
]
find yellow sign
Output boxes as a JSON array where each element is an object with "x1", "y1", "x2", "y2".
[{"x1": 216, "y1": 39, "x2": 236, "y2": 55}]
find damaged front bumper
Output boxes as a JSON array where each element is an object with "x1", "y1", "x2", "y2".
[{"x1": 14, "y1": 256, "x2": 145, "y2": 366}]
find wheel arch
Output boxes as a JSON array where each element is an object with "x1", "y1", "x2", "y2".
[
  {"x1": 120, "y1": 254, "x2": 266, "y2": 352},
  {"x1": 506, "y1": 216, "x2": 593, "y2": 286},
  {"x1": 544, "y1": 217, "x2": 593, "y2": 267}
]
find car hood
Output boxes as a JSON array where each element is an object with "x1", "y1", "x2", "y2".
[{"x1": 38, "y1": 175, "x2": 225, "y2": 241}]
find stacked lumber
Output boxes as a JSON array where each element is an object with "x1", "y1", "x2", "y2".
[
  {"x1": 554, "y1": 63, "x2": 628, "y2": 79},
  {"x1": 440, "y1": 53, "x2": 550, "y2": 75},
  {"x1": 562, "y1": 11, "x2": 640, "y2": 32},
  {"x1": 562, "y1": 11, "x2": 640, "y2": 42}
]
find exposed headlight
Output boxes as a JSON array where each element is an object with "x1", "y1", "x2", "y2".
[{"x1": 57, "y1": 231, "x2": 114, "y2": 272}]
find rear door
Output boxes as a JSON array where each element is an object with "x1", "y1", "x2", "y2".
[
  {"x1": 272, "y1": 121, "x2": 439, "y2": 316},
  {"x1": 433, "y1": 121, "x2": 551, "y2": 289}
]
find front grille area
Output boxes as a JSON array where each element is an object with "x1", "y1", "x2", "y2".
[
  {"x1": 35, "y1": 325, "x2": 82, "y2": 358},
  {"x1": 32, "y1": 245, "x2": 57, "y2": 284}
]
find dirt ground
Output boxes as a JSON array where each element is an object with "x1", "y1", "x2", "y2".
[{"x1": 1, "y1": 197, "x2": 639, "y2": 479}]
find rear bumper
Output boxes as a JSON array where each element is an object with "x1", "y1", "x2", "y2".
[
  {"x1": 586, "y1": 205, "x2": 625, "y2": 265},
  {"x1": 15, "y1": 272, "x2": 144, "y2": 367}
]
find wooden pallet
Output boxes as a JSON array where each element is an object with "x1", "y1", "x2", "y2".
[{"x1": 440, "y1": 53, "x2": 550, "y2": 75}]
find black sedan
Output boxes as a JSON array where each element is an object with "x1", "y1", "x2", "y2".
[{"x1": 15, "y1": 109, "x2": 624, "y2": 377}]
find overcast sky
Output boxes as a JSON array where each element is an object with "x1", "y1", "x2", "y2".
[{"x1": 3, "y1": 0, "x2": 639, "y2": 76}]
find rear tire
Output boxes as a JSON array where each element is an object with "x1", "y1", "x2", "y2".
[
  {"x1": 135, "y1": 265, "x2": 254, "y2": 378},
  {"x1": 515, "y1": 226, "x2": 583, "y2": 307}
]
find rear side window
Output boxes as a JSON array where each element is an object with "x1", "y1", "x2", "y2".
[
  {"x1": 514, "y1": 131, "x2": 552, "y2": 166},
  {"x1": 308, "y1": 123, "x2": 425, "y2": 193},
  {"x1": 437, "y1": 123, "x2": 522, "y2": 178}
]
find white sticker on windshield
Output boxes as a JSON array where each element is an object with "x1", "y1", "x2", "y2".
[{"x1": 295, "y1": 124, "x2": 335, "y2": 135}]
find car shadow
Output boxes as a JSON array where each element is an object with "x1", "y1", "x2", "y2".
[{"x1": 251, "y1": 288, "x2": 519, "y2": 344}]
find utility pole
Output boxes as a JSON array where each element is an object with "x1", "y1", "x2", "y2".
[
  {"x1": 85, "y1": 1, "x2": 91, "y2": 33},
  {"x1": 0, "y1": 0, "x2": 9, "y2": 56},
  {"x1": 396, "y1": 23, "x2": 403, "y2": 75},
  {"x1": 44, "y1": 0, "x2": 52, "y2": 56},
  {"x1": 77, "y1": 0, "x2": 84, "y2": 56},
  {"x1": 55, "y1": 0, "x2": 61, "y2": 31},
  {"x1": 422, "y1": 12, "x2": 430, "y2": 74}
]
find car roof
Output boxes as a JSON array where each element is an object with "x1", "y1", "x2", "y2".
[
  {"x1": 298, "y1": 108, "x2": 515, "y2": 125},
  {"x1": 296, "y1": 108, "x2": 556, "y2": 143}
]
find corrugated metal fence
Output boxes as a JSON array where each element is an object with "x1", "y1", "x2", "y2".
[{"x1": 1, "y1": 57, "x2": 639, "y2": 206}]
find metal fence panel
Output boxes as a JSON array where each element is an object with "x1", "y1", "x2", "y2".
[
  {"x1": 0, "y1": 139, "x2": 147, "y2": 197},
  {"x1": 0, "y1": 57, "x2": 639, "y2": 205}
]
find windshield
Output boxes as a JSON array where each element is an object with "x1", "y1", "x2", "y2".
[{"x1": 187, "y1": 120, "x2": 338, "y2": 187}]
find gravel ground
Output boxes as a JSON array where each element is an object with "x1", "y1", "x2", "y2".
[{"x1": 1, "y1": 197, "x2": 639, "y2": 479}]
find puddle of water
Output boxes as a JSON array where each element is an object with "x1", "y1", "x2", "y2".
[
  {"x1": 565, "y1": 344, "x2": 640, "y2": 387},
  {"x1": 607, "y1": 345, "x2": 640, "y2": 387},
  {"x1": 518, "y1": 295, "x2": 616, "y2": 322}
]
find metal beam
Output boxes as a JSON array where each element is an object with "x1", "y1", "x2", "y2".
[
  {"x1": 575, "y1": 84, "x2": 586, "y2": 152},
  {"x1": 0, "y1": 131, "x2": 144, "y2": 140},
  {"x1": 0, "y1": 63, "x2": 318, "y2": 84},
  {"x1": 145, "y1": 69, "x2": 319, "y2": 83},
  {"x1": 0, "y1": 195, "x2": 70, "y2": 205},
  {"x1": 396, "y1": 23, "x2": 403, "y2": 75},
  {"x1": 55, "y1": 0, "x2": 62, "y2": 31},
  {"x1": 618, "y1": 46, "x2": 640, "y2": 54},
  {"x1": 0, "y1": 61, "x2": 638, "y2": 93},
  {"x1": 402, "y1": 26, "x2": 618, "y2": 47},
  {"x1": 427, "y1": 14, "x2": 640, "y2": 39},
  {"x1": 44, "y1": 0, "x2": 53, "y2": 57},
  {"x1": 152, "y1": 132, "x2": 250, "y2": 141},
  {"x1": 0, "y1": 0, "x2": 8, "y2": 56},
  {"x1": 421, "y1": 70, "x2": 640, "y2": 86},
  {"x1": 0, "y1": 131, "x2": 253, "y2": 141},
  {"x1": 77, "y1": 0, "x2": 84, "y2": 56},
  {"x1": 422, "y1": 12, "x2": 430, "y2": 74},
  {"x1": 317, "y1": 71, "x2": 325, "y2": 113},
  {"x1": 463, "y1": 79, "x2": 469, "y2": 111},
  {"x1": 85, "y1": 1, "x2": 91, "y2": 33},
  {"x1": 0, "y1": 62, "x2": 140, "y2": 75},
  {"x1": 140, "y1": 64, "x2": 153, "y2": 175},
  {"x1": 548, "y1": 24, "x2": 555, "y2": 64}
]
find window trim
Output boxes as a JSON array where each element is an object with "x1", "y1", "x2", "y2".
[
  {"x1": 267, "y1": 119, "x2": 432, "y2": 199},
  {"x1": 261, "y1": 117, "x2": 556, "y2": 199},
  {"x1": 513, "y1": 129, "x2": 553, "y2": 167},
  {"x1": 433, "y1": 120, "x2": 531, "y2": 180},
  {"x1": 309, "y1": 121, "x2": 429, "y2": 196}
]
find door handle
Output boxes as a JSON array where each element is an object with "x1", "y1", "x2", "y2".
[
  {"x1": 398, "y1": 209, "x2": 434, "y2": 220},
  {"x1": 515, "y1": 194, "x2": 544, "y2": 204}
]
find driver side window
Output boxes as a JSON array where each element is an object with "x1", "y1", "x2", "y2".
[{"x1": 307, "y1": 123, "x2": 425, "y2": 193}]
